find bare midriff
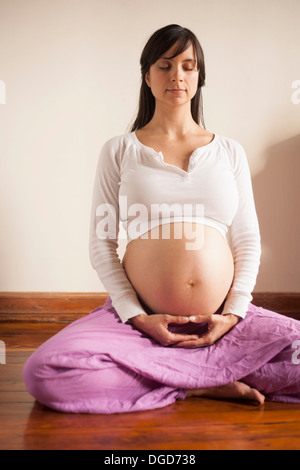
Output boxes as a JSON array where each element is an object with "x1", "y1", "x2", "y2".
[{"x1": 122, "y1": 222, "x2": 234, "y2": 318}]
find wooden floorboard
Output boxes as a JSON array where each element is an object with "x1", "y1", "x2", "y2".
[
  {"x1": 1, "y1": 322, "x2": 300, "y2": 450},
  {"x1": 1, "y1": 292, "x2": 300, "y2": 322}
]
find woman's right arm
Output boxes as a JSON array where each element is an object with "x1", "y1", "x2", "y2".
[{"x1": 89, "y1": 137, "x2": 148, "y2": 323}]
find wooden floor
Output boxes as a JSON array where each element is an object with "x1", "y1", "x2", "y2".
[{"x1": 1, "y1": 320, "x2": 300, "y2": 450}]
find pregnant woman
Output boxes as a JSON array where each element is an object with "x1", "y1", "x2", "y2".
[{"x1": 23, "y1": 25, "x2": 300, "y2": 413}]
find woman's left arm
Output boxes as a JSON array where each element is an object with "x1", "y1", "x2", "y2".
[
  {"x1": 174, "y1": 140, "x2": 261, "y2": 349},
  {"x1": 221, "y1": 140, "x2": 261, "y2": 320}
]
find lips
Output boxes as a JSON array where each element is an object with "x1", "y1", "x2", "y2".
[{"x1": 167, "y1": 89, "x2": 186, "y2": 93}]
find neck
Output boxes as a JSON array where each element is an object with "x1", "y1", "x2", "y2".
[{"x1": 147, "y1": 102, "x2": 200, "y2": 138}]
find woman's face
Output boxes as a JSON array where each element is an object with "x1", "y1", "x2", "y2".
[{"x1": 145, "y1": 42, "x2": 199, "y2": 108}]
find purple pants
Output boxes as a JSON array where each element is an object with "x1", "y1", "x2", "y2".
[{"x1": 23, "y1": 297, "x2": 300, "y2": 414}]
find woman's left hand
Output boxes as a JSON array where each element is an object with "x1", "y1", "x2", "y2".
[{"x1": 172, "y1": 313, "x2": 239, "y2": 349}]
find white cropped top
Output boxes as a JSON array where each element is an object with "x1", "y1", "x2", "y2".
[{"x1": 89, "y1": 132, "x2": 261, "y2": 323}]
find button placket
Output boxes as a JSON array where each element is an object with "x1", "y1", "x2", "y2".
[{"x1": 182, "y1": 173, "x2": 191, "y2": 182}]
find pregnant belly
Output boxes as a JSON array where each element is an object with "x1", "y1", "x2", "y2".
[{"x1": 122, "y1": 223, "x2": 234, "y2": 318}]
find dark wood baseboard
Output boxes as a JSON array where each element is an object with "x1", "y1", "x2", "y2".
[
  {"x1": 0, "y1": 292, "x2": 299, "y2": 323},
  {"x1": 252, "y1": 293, "x2": 300, "y2": 320},
  {"x1": 0, "y1": 292, "x2": 109, "y2": 323}
]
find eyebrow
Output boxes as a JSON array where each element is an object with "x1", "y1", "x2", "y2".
[{"x1": 160, "y1": 57, "x2": 196, "y2": 63}]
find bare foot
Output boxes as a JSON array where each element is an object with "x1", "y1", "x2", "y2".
[{"x1": 186, "y1": 381, "x2": 265, "y2": 405}]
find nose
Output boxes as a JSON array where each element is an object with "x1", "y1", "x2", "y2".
[{"x1": 171, "y1": 66, "x2": 184, "y2": 82}]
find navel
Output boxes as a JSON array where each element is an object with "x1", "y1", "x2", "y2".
[{"x1": 187, "y1": 279, "x2": 196, "y2": 287}]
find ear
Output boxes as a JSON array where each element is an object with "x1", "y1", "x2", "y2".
[{"x1": 145, "y1": 72, "x2": 151, "y2": 88}]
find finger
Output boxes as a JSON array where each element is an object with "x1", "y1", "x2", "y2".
[
  {"x1": 193, "y1": 335, "x2": 214, "y2": 347},
  {"x1": 166, "y1": 315, "x2": 192, "y2": 324},
  {"x1": 172, "y1": 337, "x2": 211, "y2": 348},
  {"x1": 187, "y1": 315, "x2": 212, "y2": 324},
  {"x1": 182, "y1": 332, "x2": 215, "y2": 348},
  {"x1": 168, "y1": 332, "x2": 199, "y2": 344},
  {"x1": 172, "y1": 340, "x2": 199, "y2": 348}
]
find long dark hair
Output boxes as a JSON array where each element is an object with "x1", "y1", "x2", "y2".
[{"x1": 130, "y1": 24, "x2": 206, "y2": 132}]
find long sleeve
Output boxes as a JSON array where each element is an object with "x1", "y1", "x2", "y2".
[
  {"x1": 90, "y1": 134, "x2": 261, "y2": 323},
  {"x1": 89, "y1": 138, "x2": 147, "y2": 323},
  {"x1": 222, "y1": 141, "x2": 261, "y2": 318}
]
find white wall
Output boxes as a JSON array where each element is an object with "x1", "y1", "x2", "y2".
[{"x1": 0, "y1": 0, "x2": 299, "y2": 293}]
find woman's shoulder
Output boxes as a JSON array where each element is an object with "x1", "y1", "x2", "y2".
[
  {"x1": 100, "y1": 132, "x2": 134, "y2": 151},
  {"x1": 216, "y1": 134, "x2": 250, "y2": 175},
  {"x1": 217, "y1": 134, "x2": 248, "y2": 158},
  {"x1": 216, "y1": 134, "x2": 246, "y2": 152},
  {"x1": 98, "y1": 133, "x2": 136, "y2": 167}
]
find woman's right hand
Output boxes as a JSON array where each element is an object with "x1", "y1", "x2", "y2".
[{"x1": 130, "y1": 313, "x2": 200, "y2": 347}]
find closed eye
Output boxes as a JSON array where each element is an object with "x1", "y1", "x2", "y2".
[
  {"x1": 158, "y1": 65, "x2": 196, "y2": 71},
  {"x1": 157, "y1": 59, "x2": 197, "y2": 71}
]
